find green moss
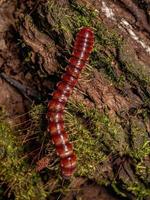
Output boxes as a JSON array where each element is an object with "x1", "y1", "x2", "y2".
[
  {"x1": 130, "y1": 117, "x2": 150, "y2": 160},
  {"x1": 69, "y1": 0, "x2": 97, "y2": 25},
  {"x1": 0, "y1": 112, "x2": 47, "y2": 200},
  {"x1": 47, "y1": 1, "x2": 74, "y2": 45},
  {"x1": 64, "y1": 100, "x2": 129, "y2": 186},
  {"x1": 66, "y1": 100, "x2": 128, "y2": 155},
  {"x1": 136, "y1": 159, "x2": 150, "y2": 183},
  {"x1": 94, "y1": 23, "x2": 123, "y2": 48},
  {"x1": 91, "y1": 52, "x2": 118, "y2": 81},
  {"x1": 119, "y1": 45, "x2": 150, "y2": 96},
  {"x1": 66, "y1": 111, "x2": 107, "y2": 178},
  {"x1": 127, "y1": 183, "x2": 150, "y2": 200},
  {"x1": 30, "y1": 104, "x2": 46, "y2": 125}
]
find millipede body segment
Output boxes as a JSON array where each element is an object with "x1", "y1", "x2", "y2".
[{"x1": 47, "y1": 27, "x2": 94, "y2": 178}]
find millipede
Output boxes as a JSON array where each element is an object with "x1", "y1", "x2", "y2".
[{"x1": 47, "y1": 27, "x2": 94, "y2": 178}]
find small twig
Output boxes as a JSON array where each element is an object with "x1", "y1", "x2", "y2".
[{"x1": 0, "y1": 72, "x2": 39, "y2": 101}]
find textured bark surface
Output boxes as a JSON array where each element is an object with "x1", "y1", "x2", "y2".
[{"x1": 0, "y1": 0, "x2": 150, "y2": 200}]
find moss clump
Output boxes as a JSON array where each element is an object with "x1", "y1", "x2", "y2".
[
  {"x1": 0, "y1": 112, "x2": 47, "y2": 200},
  {"x1": 65, "y1": 100, "x2": 128, "y2": 185},
  {"x1": 129, "y1": 116, "x2": 150, "y2": 160},
  {"x1": 66, "y1": 100, "x2": 128, "y2": 155},
  {"x1": 47, "y1": 1, "x2": 74, "y2": 45},
  {"x1": 65, "y1": 111, "x2": 107, "y2": 178},
  {"x1": 127, "y1": 183, "x2": 150, "y2": 200},
  {"x1": 119, "y1": 43, "x2": 150, "y2": 87}
]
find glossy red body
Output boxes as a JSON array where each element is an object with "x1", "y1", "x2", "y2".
[{"x1": 48, "y1": 27, "x2": 94, "y2": 178}]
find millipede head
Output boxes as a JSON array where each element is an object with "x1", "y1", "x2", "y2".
[{"x1": 77, "y1": 27, "x2": 94, "y2": 39}]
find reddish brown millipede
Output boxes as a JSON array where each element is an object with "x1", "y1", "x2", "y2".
[{"x1": 47, "y1": 27, "x2": 94, "y2": 178}]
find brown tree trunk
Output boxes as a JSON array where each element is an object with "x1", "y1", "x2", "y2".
[{"x1": 0, "y1": 0, "x2": 150, "y2": 199}]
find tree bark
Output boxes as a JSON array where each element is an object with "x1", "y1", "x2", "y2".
[{"x1": 0, "y1": 0, "x2": 150, "y2": 199}]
